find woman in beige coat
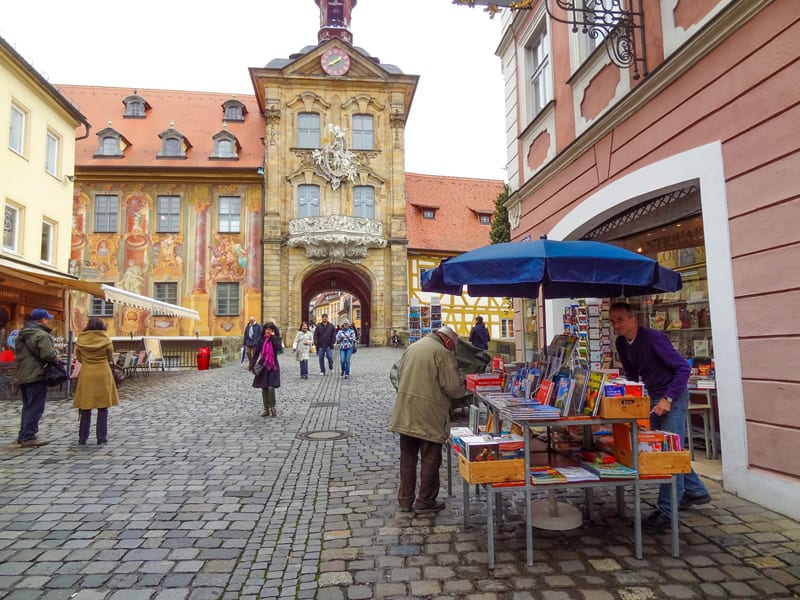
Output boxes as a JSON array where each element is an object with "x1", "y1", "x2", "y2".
[{"x1": 73, "y1": 318, "x2": 118, "y2": 445}]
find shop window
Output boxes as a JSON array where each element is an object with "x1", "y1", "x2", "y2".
[
  {"x1": 3, "y1": 203, "x2": 21, "y2": 252},
  {"x1": 216, "y1": 282, "x2": 239, "y2": 316},
  {"x1": 526, "y1": 21, "x2": 551, "y2": 120},
  {"x1": 218, "y1": 196, "x2": 241, "y2": 233},
  {"x1": 90, "y1": 284, "x2": 115, "y2": 317},
  {"x1": 297, "y1": 185, "x2": 320, "y2": 218},
  {"x1": 352, "y1": 114, "x2": 374, "y2": 150},
  {"x1": 9, "y1": 103, "x2": 26, "y2": 155},
  {"x1": 94, "y1": 195, "x2": 119, "y2": 233},
  {"x1": 352, "y1": 186, "x2": 375, "y2": 219},
  {"x1": 157, "y1": 195, "x2": 180, "y2": 232},
  {"x1": 501, "y1": 318, "x2": 514, "y2": 338},
  {"x1": 297, "y1": 113, "x2": 320, "y2": 148}
]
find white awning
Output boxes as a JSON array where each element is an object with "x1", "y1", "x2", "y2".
[{"x1": 101, "y1": 285, "x2": 200, "y2": 321}]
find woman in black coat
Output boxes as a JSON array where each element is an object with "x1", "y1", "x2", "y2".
[{"x1": 249, "y1": 323, "x2": 282, "y2": 417}]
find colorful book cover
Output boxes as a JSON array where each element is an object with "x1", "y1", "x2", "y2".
[
  {"x1": 530, "y1": 466, "x2": 568, "y2": 484},
  {"x1": 553, "y1": 376, "x2": 573, "y2": 414},
  {"x1": 534, "y1": 379, "x2": 555, "y2": 405},
  {"x1": 583, "y1": 371, "x2": 606, "y2": 416}
]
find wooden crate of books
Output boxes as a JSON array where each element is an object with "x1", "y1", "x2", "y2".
[
  {"x1": 614, "y1": 447, "x2": 692, "y2": 475},
  {"x1": 458, "y1": 454, "x2": 525, "y2": 484},
  {"x1": 598, "y1": 395, "x2": 650, "y2": 419}
]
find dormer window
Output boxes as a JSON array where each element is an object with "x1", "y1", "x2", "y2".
[
  {"x1": 423, "y1": 209, "x2": 435, "y2": 220},
  {"x1": 157, "y1": 124, "x2": 190, "y2": 159},
  {"x1": 93, "y1": 125, "x2": 127, "y2": 158},
  {"x1": 479, "y1": 214, "x2": 492, "y2": 225},
  {"x1": 210, "y1": 129, "x2": 240, "y2": 160},
  {"x1": 222, "y1": 99, "x2": 246, "y2": 122},
  {"x1": 122, "y1": 93, "x2": 150, "y2": 118}
]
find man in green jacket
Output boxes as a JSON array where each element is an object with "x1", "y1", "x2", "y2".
[
  {"x1": 14, "y1": 308, "x2": 59, "y2": 447},
  {"x1": 388, "y1": 326, "x2": 465, "y2": 513}
]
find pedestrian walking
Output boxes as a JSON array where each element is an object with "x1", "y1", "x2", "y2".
[
  {"x1": 335, "y1": 319, "x2": 357, "y2": 379},
  {"x1": 250, "y1": 323, "x2": 282, "y2": 417},
  {"x1": 242, "y1": 317, "x2": 262, "y2": 363},
  {"x1": 313, "y1": 313, "x2": 336, "y2": 375},
  {"x1": 72, "y1": 318, "x2": 118, "y2": 445},
  {"x1": 469, "y1": 315, "x2": 490, "y2": 350},
  {"x1": 13, "y1": 308, "x2": 59, "y2": 448},
  {"x1": 609, "y1": 301, "x2": 711, "y2": 530},
  {"x1": 388, "y1": 326, "x2": 466, "y2": 513},
  {"x1": 292, "y1": 322, "x2": 313, "y2": 379}
]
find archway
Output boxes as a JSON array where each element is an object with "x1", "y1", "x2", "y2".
[{"x1": 301, "y1": 265, "x2": 373, "y2": 346}]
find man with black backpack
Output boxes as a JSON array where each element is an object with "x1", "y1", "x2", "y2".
[{"x1": 13, "y1": 308, "x2": 59, "y2": 448}]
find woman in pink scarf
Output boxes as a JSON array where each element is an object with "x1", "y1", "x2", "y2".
[{"x1": 249, "y1": 323, "x2": 282, "y2": 416}]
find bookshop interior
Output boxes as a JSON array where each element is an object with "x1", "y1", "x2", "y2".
[{"x1": 450, "y1": 203, "x2": 717, "y2": 564}]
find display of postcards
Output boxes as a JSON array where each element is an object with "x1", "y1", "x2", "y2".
[
  {"x1": 421, "y1": 327, "x2": 432, "y2": 335},
  {"x1": 420, "y1": 305, "x2": 431, "y2": 319},
  {"x1": 408, "y1": 317, "x2": 421, "y2": 328},
  {"x1": 430, "y1": 320, "x2": 442, "y2": 329},
  {"x1": 588, "y1": 316, "x2": 600, "y2": 327},
  {"x1": 588, "y1": 304, "x2": 601, "y2": 316},
  {"x1": 408, "y1": 306, "x2": 420, "y2": 318},
  {"x1": 431, "y1": 305, "x2": 442, "y2": 318}
]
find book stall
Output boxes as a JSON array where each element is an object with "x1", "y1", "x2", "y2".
[{"x1": 452, "y1": 336, "x2": 691, "y2": 568}]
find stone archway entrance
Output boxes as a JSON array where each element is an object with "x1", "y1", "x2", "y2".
[{"x1": 301, "y1": 266, "x2": 372, "y2": 346}]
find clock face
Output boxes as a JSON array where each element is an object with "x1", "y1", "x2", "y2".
[{"x1": 321, "y1": 48, "x2": 351, "y2": 76}]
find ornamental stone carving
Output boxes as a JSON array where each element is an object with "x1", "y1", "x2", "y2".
[
  {"x1": 312, "y1": 124, "x2": 358, "y2": 191},
  {"x1": 507, "y1": 201, "x2": 521, "y2": 230},
  {"x1": 287, "y1": 215, "x2": 387, "y2": 264}
]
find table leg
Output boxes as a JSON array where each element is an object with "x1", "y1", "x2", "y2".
[
  {"x1": 463, "y1": 478, "x2": 471, "y2": 528},
  {"x1": 671, "y1": 476, "x2": 680, "y2": 557},
  {"x1": 487, "y1": 484, "x2": 495, "y2": 570},
  {"x1": 446, "y1": 441, "x2": 453, "y2": 497}
]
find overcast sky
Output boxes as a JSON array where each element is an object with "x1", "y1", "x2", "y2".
[{"x1": 1, "y1": 1, "x2": 507, "y2": 181}]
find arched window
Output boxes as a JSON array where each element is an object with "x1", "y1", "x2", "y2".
[
  {"x1": 102, "y1": 136, "x2": 119, "y2": 155},
  {"x1": 163, "y1": 138, "x2": 181, "y2": 156},
  {"x1": 122, "y1": 93, "x2": 150, "y2": 118},
  {"x1": 222, "y1": 99, "x2": 246, "y2": 122},
  {"x1": 297, "y1": 185, "x2": 321, "y2": 217},
  {"x1": 353, "y1": 186, "x2": 375, "y2": 219}
]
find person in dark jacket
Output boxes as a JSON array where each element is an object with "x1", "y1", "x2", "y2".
[
  {"x1": 13, "y1": 308, "x2": 59, "y2": 447},
  {"x1": 242, "y1": 317, "x2": 262, "y2": 363},
  {"x1": 250, "y1": 323, "x2": 282, "y2": 417},
  {"x1": 468, "y1": 316, "x2": 490, "y2": 350},
  {"x1": 610, "y1": 302, "x2": 711, "y2": 530},
  {"x1": 313, "y1": 313, "x2": 336, "y2": 375}
]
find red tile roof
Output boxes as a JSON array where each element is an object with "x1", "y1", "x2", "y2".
[
  {"x1": 57, "y1": 85, "x2": 264, "y2": 169},
  {"x1": 405, "y1": 173, "x2": 504, "y2": 253}
]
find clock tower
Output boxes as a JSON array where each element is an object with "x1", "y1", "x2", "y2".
[{"x1": 316, "y1": 0, "x2": 356, "y2": 44}]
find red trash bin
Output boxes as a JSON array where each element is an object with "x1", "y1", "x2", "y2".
[{"x1": 197, "y1": 347, "x2": 211, "y2": 370}]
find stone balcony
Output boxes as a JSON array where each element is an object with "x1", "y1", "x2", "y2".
[{"x1": 286, "y1": 215, "x2": 387, "y2": 264}]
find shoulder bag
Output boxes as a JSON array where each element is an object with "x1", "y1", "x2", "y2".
[
  {"x1": 24, "y1": 337, "x2": 68, "y2": 387},
  {"x1": 110, "y1": 362, "x2": 126, "y2": 387},
  {"x1": 252, "y1": 362, "x2": 265, "y2": 376}
]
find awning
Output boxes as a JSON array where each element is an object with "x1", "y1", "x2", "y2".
[
  {"x1": 0, "y1": 257, "x2": 104, "y2": 295},
  {"x1": 101, "y1": 285, "x2": 200, "y2": 320}
]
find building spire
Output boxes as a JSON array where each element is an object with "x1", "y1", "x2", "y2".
[{"x1": 315, "y1": 0, "x2": 356, "y2": 44}]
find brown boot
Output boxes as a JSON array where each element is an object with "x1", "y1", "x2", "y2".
[{"x1": 270, "y1": 407, "x2": 277, "y2": 417}]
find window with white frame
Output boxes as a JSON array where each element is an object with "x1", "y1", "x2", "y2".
[
  {"x1": 218, "y1": 196, "x2": 241, "y2": 233},
  {"x1": 216, "y1": 282, "x2": 240, "y2": 315},
  {"x1": 297, "y1": 113, "x2": 320, "y2": 148},
  {"x1": 527, "y1": 22, "x2": 552, "y2": 119},
  {"x1": 157, "y1": 195, "x2": 180, "y2": 232},
  {"x1": 352, "y1": 114, "x2": 374, "y2": 150},
  {"x1": 94, "y1": 194, "x2": 119, "y2": 233},
  {"x1": 90, "y1": 284, "x2": 115, "y2": 317},
  {"x1": 352, "y1": 186, "x2": 375, "y2": 219},
  {"x1": 3, "y1": 204, "x2": 21, "y2": 252},
  {"x1": 501, "y1": 318, "x2": 514, "y2": 338},
  {"x1": 154, "y1": 282, "x2": 178, "y2": 307},
  {"x1": 9, "y1": 104, "x2": 25, "y2": 155},
  {"x1": 223, "y1": 100, "x2": 245, "y2": 122},
  {"x1": 479, "y1": 214, "x2": 491, "y2": 225},
  {"x1": 45, "y1": 131, "x2": 59, "y2": 176},
  {"x1": 297, "y1": 185, "x2": 320, "y2": 218},
  {"x1": 41, "y1": 219, "x2": 55, "y2": 264},
  {"x1": 422, "y1": 209, "x2": 435, "y2": 220}
]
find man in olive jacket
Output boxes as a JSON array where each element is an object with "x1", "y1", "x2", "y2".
[
  {"x1": 14, "y1": 308, "x2": 59, "y2": 447},
  {"x1": 388, "y1": 326, "x2": 465, "y2": 513}
]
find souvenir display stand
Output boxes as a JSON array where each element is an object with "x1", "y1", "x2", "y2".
[{"x1": 457, "y1": 393, "x2": 682, "y2": 569}]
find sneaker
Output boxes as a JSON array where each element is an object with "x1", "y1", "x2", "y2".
[
  {"x1": 21, "y1": 439, "x2": 50, "y2": 447},
  {"x1": 679, "y1": 492, "x2": 711, "y2": 511},
  {"x1": 414, "y1": 500, "x2": 446, "y2": 513},
  {"x1": 642, "y1": 509, "x2": 671, "y2": 530}
]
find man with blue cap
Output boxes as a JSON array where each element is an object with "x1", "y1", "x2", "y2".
[{"x1": 13, "y1": 308, "x2": 59, "y2": 447}]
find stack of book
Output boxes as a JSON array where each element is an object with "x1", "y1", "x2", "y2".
[
  {"x1": 530, "y1": 466, "x2": 568, "y2": 485},
  {"x1": 579, "y1": 461, "x2": 637, "y2": 479},
  {"x1": 554, "y1": 465, "x2": 601, "y2": 482}
]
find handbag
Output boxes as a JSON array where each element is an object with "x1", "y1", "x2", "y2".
[
  {"x1": 252, "y1": 362, "x2": 264, "y2": 376},
  {"x1": 110, "y1": 363, "x2": 125, "y2": 387},
  {"x1": 42, "y1": 361, "x2": 69, "y2": 387},
  {"x1": 352, "y1": 346, "x2": 357, "y2": 354}
]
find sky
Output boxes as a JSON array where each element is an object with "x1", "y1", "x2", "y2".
[{"x1": 1, "y1": 1, "x2": 507, "y2": 181}]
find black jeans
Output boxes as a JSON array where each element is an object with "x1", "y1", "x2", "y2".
[
  {"x1": 398, "y1": 434, "x2": 442, "y2": 508},
  {"x1": 79, "y1": 408, "x2": 108, "y2": 443},
  {"x1": 18, "y1": 381, "x2": 48, "y2": 443}
]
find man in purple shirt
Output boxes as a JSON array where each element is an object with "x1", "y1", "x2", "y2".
[{"x1": 610, "y1": 302, "x2": 711, "y2": 530}]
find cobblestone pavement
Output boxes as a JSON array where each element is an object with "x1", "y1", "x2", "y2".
[{"x1": 1, "y1": 347, "x2": 799, "y2": 600}]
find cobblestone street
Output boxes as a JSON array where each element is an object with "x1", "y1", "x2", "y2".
[{"x1": 1, "y1": 346, "x2": 799, "y2": 599}]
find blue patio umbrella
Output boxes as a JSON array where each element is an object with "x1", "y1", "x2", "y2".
[{"x1": 421, "y1": 239, "x2": 681, "y2": 299}]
